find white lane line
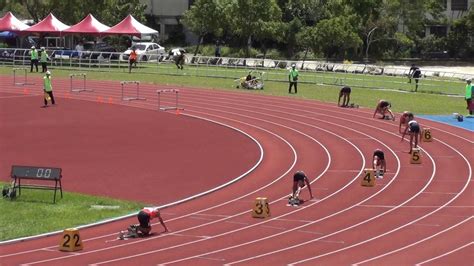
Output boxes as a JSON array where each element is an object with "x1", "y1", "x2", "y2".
[
  {"x1": 296, "y1": 230, "x2": 324, "y2": 235},
  {"x1": 358, "y1": 205, "x2": 473, "y2": 208},
  {"x1": 89, "y1": 101, "x2": 372, "y2": 265},
  {"x1": 353, "y1": 217, "x2": 473, "y2": 265},
  {"x1": 0, "y1": 113, "x2": 265, "y2": 248},
  {"x1": 20, "y1": 105, "x2": 311, "y2": 265},
  {"x1": 260, "y1": 226, "x2": 286, "y2": 230},
  {"x1": 149, "y1": 100, "x2": 400, "y2": 265},
  {"x1": 224, "y1": 221, "x2": 249, "y2": 225},
  {"x1": 290, "y1": 138, "x2": 471, "y2": 265},
  {"x1": 415, "y1": 241, "x2": 474, "y2": 265},
  {"x1": 168, "y1": 233, "x2": 210, "y2": 239}
]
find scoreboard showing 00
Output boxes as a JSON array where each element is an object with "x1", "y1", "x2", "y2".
[{"x1": 11, "y1": 165, "x2": 62, "y2": 180}]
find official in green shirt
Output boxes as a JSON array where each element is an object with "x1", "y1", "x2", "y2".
[
  {"x1": 43, "y1": 71, "x2": 56, "y2": 107},
  {"x1": 289, "y1": 63, "x2": 299, "y2": 94},
  {"x1": 40, "y1": 47, "x2": 49, "y2": 73},
  {"x1": 466, "y1": 78, "x2": 472, "y2": 115},
  {"x1": 30, "y1": 46, "x2": 38, "y2": 72}
]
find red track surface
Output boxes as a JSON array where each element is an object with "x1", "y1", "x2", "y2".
[{"x1": 0, "y1": 73, "x2": 472, "y2": 265}]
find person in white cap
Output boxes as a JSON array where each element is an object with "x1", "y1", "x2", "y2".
[
  {"x1": 30, "y1": 46, "x2": 38, "y2": 72},
  {"x1": 43, "y1": 71, "x2": 55, "y2": 107},
  {"x1": 465, "y1": 78, "x2": 472, "y2": 115}
]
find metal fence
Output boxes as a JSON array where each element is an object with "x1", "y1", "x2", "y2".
[{"x1": 1, "y1": 48, "x2": 471, "y2": 96}]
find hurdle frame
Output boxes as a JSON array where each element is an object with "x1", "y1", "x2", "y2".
[
  {"x1": 121, "y1": 81, "x2": 146, "y2": 101},
  {"x1": 157, "y1": 89, "x2": 182, "y2": 111},
  {"x1": 69, "y1": 73, "x2": 92, "y2": 93},
  {"x1": 13, "y1": 68, "x2": 34, "y2": 86}
]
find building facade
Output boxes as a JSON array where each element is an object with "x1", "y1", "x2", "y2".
[{"x1": 140, "y1": 0, "x2": 195, "y2": 42}]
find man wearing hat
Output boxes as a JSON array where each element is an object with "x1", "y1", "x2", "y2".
[
  {"x1": 40, "y1": 47, "x2": 50, "y2": 73},
  {"x1": 466, "y1": 78, "x2": 473, "y2": 115},
  {"x1": 30, "y1": 46, "x2": 38, "y2": 72},
  {"x1": 43, "y1": 71, "x2": 55, "y2": 107},
  {"x1": 288, "y1": 63, "x2": 299, "y2": 94}
]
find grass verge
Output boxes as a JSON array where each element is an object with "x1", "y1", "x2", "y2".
[
  {"x1": 0, "y1": 183, "x2": 144, "y2": 241},
  {"x1": 0, "y1": 65, "x2": 466, "y2": 115}
]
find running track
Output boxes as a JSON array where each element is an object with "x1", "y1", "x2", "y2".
[{"x1": 0, "y1": 74, "x2": 472, "y2": 265}]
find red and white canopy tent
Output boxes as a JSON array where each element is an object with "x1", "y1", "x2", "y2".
[
  {"x1": 0, "y1": 11, "x2": 30, "y2": 31},
  {"x1": 104, "y1": 14, "x2": 158, "y2": 36},
  {"x1": 22, "y1": 13, "x2": 69, "y2": 34},
  {"x1": 63, "y1": 14, "x2": 110, "y2": 35}
]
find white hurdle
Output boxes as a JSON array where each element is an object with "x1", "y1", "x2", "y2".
[
  {"x1": 157, "y1": 89, "x2": 182, "y2": 111},
  {"x1": 13, "y1": 68, "x2": 33, "y2": 86},
  {"x1": 69, "y1": 73, "x2": 92, "y2": 93},
  {"x1": 121, "y1": 81, "x2": 146, "y2": 101}
]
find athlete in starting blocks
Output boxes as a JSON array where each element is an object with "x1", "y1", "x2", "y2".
[
  {"x1": 289, "y1": 171, "x2": 314, "y2": 206},
  {"x1": 119, "y1": 207, "x2": 168, "y2": 239},
  {"x1": 372, "y1": 149, "x2": 387, "y2": 179}
]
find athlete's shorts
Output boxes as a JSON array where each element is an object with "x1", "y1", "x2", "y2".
[
  {"x1": 137, "y1": 211, "x2": 151, "y2": 228},
  {"x1": 413, "y1": 70, "x2": 421, "y2": 79},
  {"x1": 409, "y1": 123, "x2": 420, "y2": 133},
  {"x1": 293, "y1": 172, "x2": 305, "y2": 182},
  {"x1": 340, "y1": 86, "x2": 351, "y2": 94}
]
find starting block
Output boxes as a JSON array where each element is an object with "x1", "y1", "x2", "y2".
[
  {"x1": 13, "y1": 68, "x2": 34, "y2": 86},
  {"x1": 252, "y1": 197, "x2": 271, "y2": 218},
  {"x1": 421, "y1": 128, "x2": 432, "y2": 142},
  {"x1": 59, "y1": 228, "x2": 83, "y2": 252},
  {"x1": 410, "y1": 148, "x2": 422, "y2": 164},
  {"x1": 70, "y1": 73, "x2": 93, "y2": 93},
  {"x1": 361, "y1": 168, "x2": 376, "y2": 187},
  {"x1": 121, "y1": 81, "x2": 146, "y2": 101},
  {"x1": 157, "y1": 89, "x2": 183, "y2": 111}
]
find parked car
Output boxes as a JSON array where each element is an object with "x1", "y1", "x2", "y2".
[
  {"x1": 81, "y1": 41, "x2": 118, "y2": 60},
  {"x1": 121, "y1": 42, "x2": 165, "y2": 61}
]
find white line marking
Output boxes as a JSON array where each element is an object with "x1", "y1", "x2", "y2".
[
  {"x1": 260, "y1": 225, "x2": 286, "y2": 230},
  {"x1": 296, "y1": 230, "x2": 324, "y2": 235},
  {"x1": 415, "y1": 241, "x2": 474, "y2": 265},
  {"x1": 353, "y1": 218, "x2": 472, "y2": 265}
]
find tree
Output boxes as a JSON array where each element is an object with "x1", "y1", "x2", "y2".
[
  {"x1": 182, "y1": 0, "x2": 226, "y2": 56},
  {"x1": 225, "y1": 0, "x2": 282, "y2": 57},
  {"x1": 307, "y1": 16, "x2": 362, "y2": 60}
]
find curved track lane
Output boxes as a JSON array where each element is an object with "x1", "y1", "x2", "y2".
[{"x1": 0, "y1": 75, "x2": 472, "y2": 266}]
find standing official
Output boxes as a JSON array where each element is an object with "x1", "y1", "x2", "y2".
[
  {"x1": 40, "y1": 47, "x2": 49, "y2": 73},
  {"x1": 43, "y1": 71, "x2": 55, "y2": 107},
  {"x1": 288, "y1": 63, "x2": 299, "y2": 94},
  {"x1": 30, "y1": 46, "x2": 38, "y2": 72},
  {"x1": 465, "y1": 78, "x2": 472, "y2": 115}
]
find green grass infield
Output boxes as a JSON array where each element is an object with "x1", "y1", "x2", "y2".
[
  {"x1": 0, "y1": 65, "x2": 467, "y2": 115},
  {"x1": 0, "y1": 183, "x2": 144, "y2": 241}
]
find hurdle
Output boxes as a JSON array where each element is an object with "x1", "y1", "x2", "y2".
[
  {"x1": 157, "y1": 89, "x2": 182, "y2": 111},
  {"x1": 13, "y1": 68, "x2": 34, "y2": 86},
  {"x1": 69, "y1": 73, "x2": 92, "y2": 93},
  {"x1": 121, "y1": 81, "x2": 146, "y2": 101}
]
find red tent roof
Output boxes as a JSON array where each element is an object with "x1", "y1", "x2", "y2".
[
  {"x1": 63, "y1": 14, "x2": 110, "y2": 35},
  {"x1": 104, "y1": 15, "x2": 158, "y2": 36},
  {"x1": 0, "y1": 12, "x2": 30, "y2": 31},
  {"x1": 23, "y1": 13, "x2": 69, "y2": 34}
]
